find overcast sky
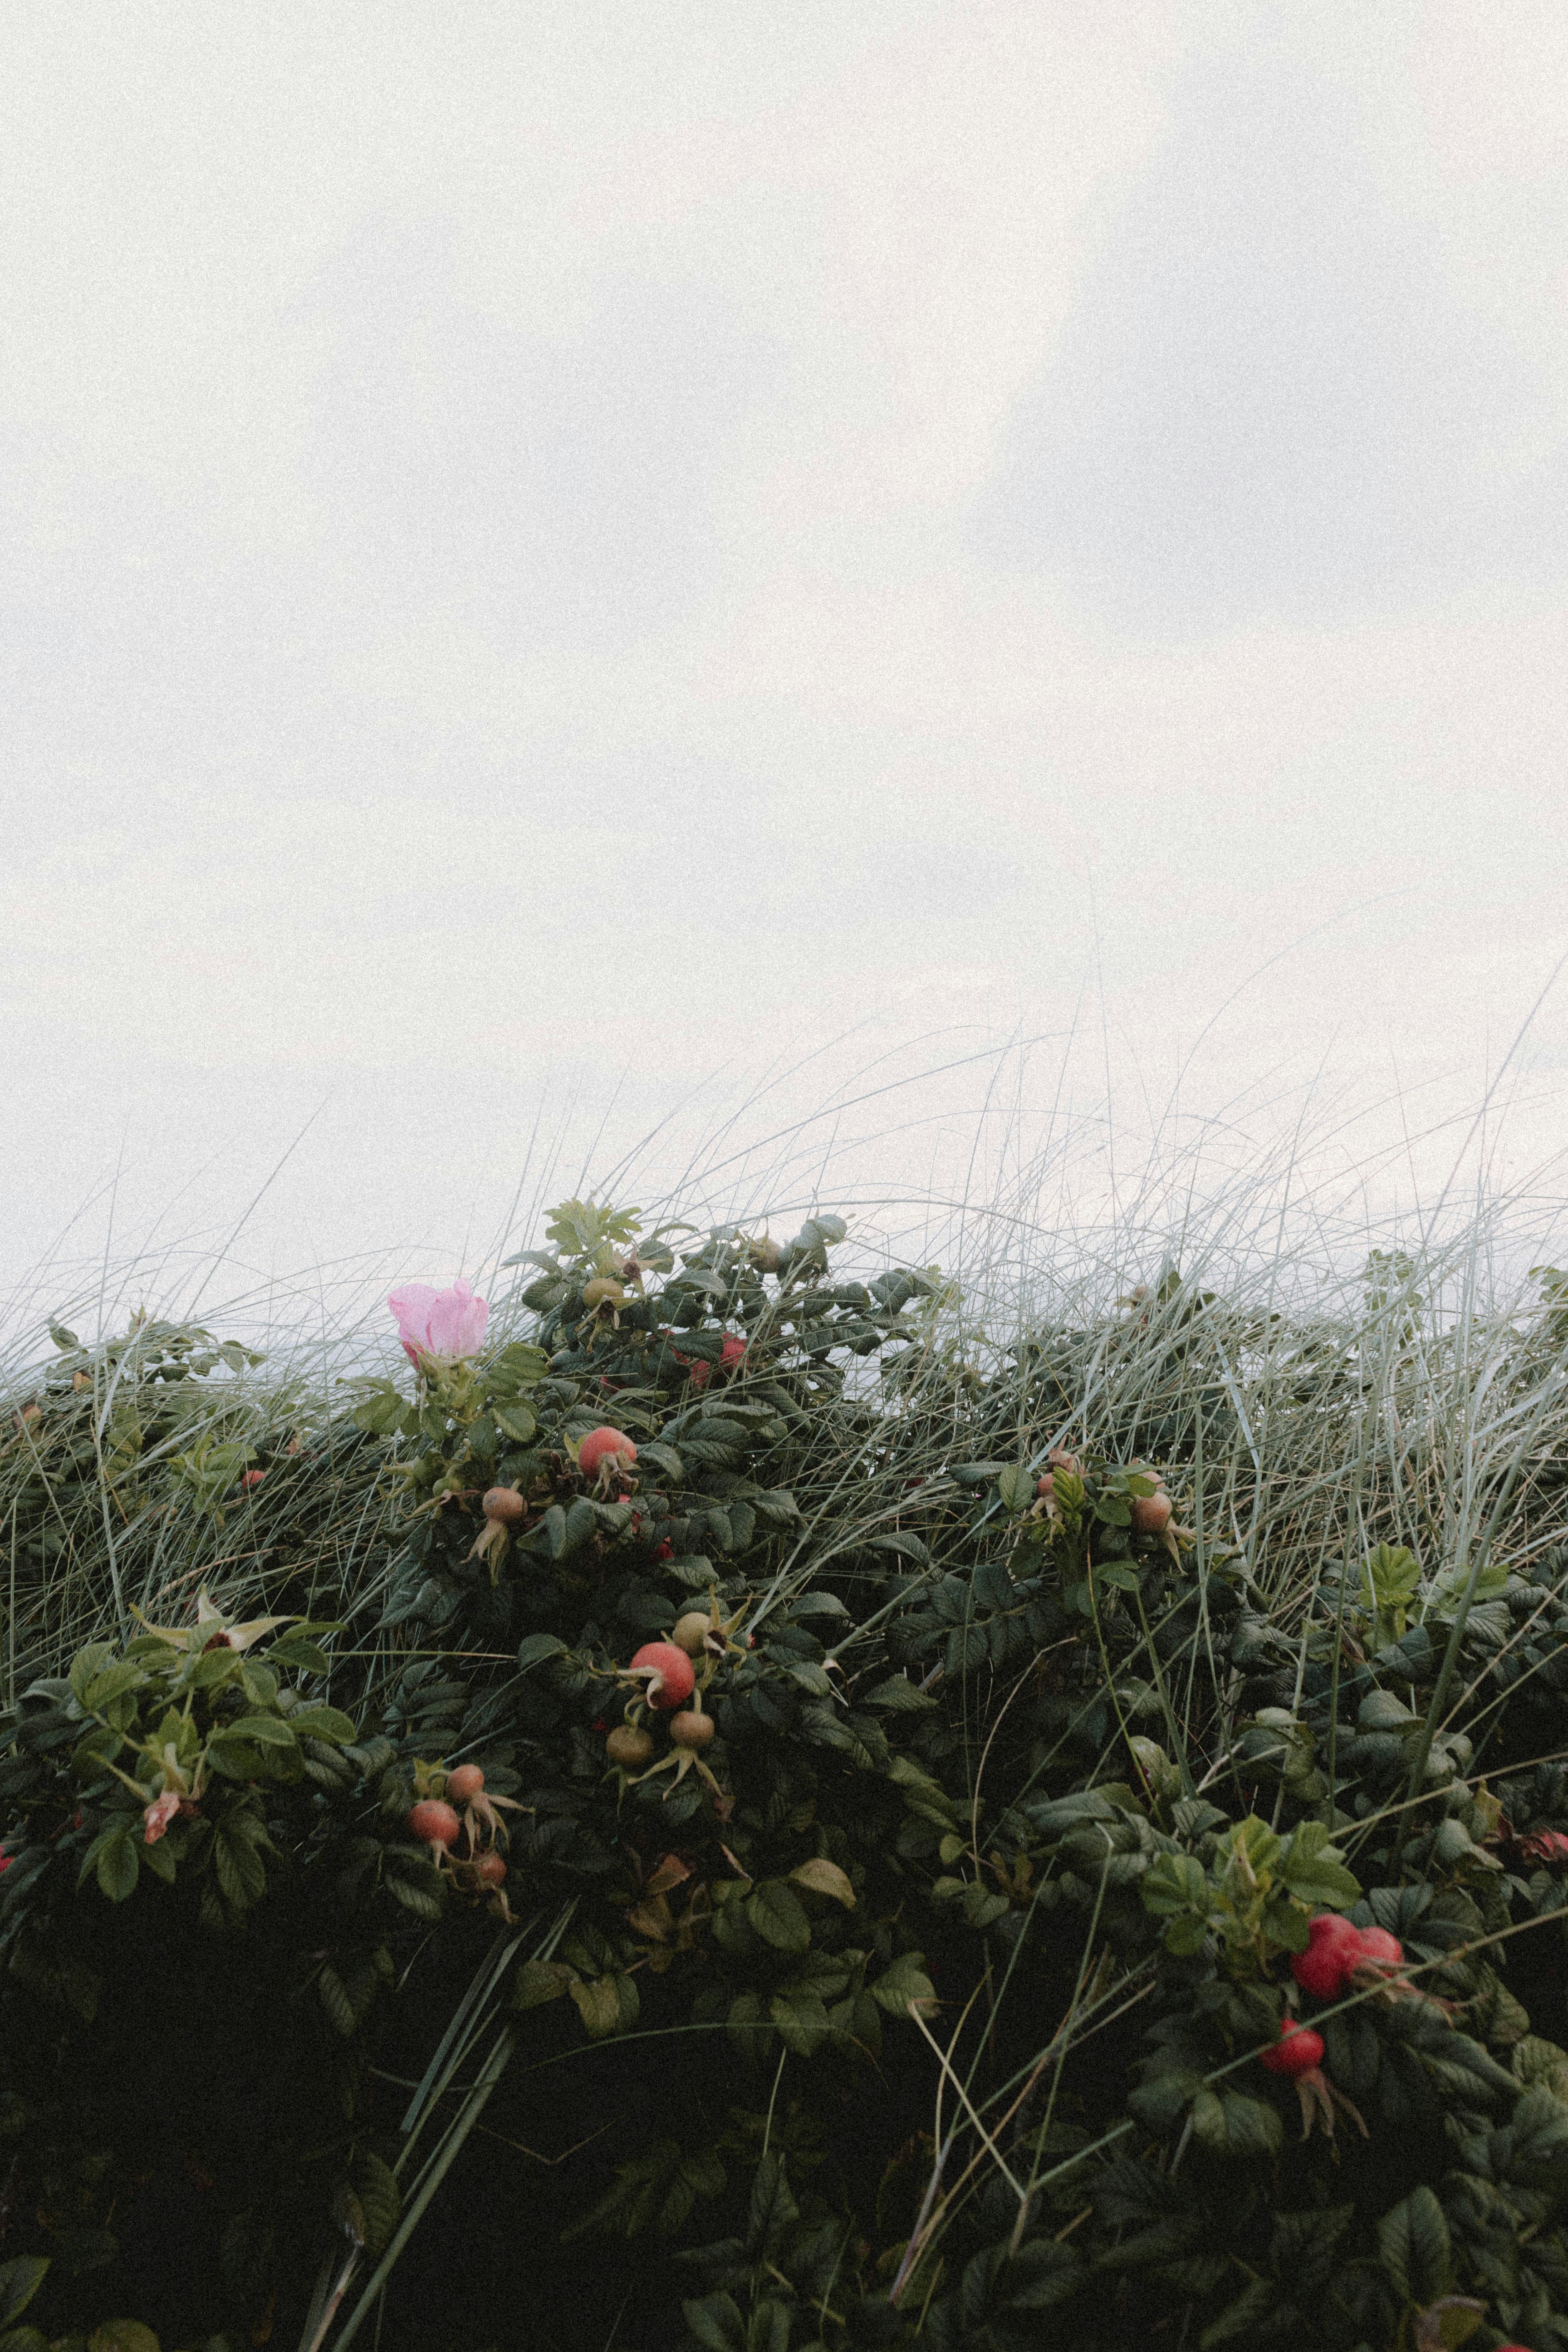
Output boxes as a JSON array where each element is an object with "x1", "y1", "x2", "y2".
[{"x1": 4, "y1": 2, "x2": 1568, "y2": 1331}]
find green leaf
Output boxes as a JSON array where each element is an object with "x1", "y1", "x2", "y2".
[
  {"x1": 789, "y1": 1857, "x2": 856, "y2": 1908},
  {"x1": 1281, "y1": 1822, "x2": 1361, "y2": 1907},
  {"x1": 514, "y1": 1958, "x2": 577, "y2": 2009},
  {"x1": 862, "y1": 1676, "x2": 936, "y2": 1711},
  {"x1": 569, "y1": 1975, "x2": 626, "y2": 2038},
  {"x1": 748, "y1": 2151, "x2": 799, "y2": 2258},
  {"x1": 83, "y1": 1661, "x2": 145, "y2": 1713},
  {"x1": 382, "y1": 1853, "x2": 446, "y2": 1921},
  {"x1": 1363, "y1": 1542, "x2": 1421, "y2": 1607},
  {"x1": 746, "y1": 1881, "x2": 811, "y2": 1954},
  {"x1": 1217, "y1": 2091, "x2": 1282, "y2": 2158},
  {"x1": 1189, "y1": 2090, "x2": 1228, "y2": 2151},
  {"x1": 996, "y1": 1464, "x2": 1034, "y2": 1514},
  {"x1": 317, "y1": 1963, "x2": 355, "y2": 2038},
  {"x1": 285, "y1": 1705, "x2": 358, "y2": 1745},
  {"x1": 869, "y1": 1950, "x2": 936, "y2": 2017},
  {"x1": 69, "y1": 1644, "x2": 114, "y2": 1706},
  {"x1": 1141, "y1": 1853, "x2": 1209, "y2": 1918},
  {"x1": 493, "y1": 1403, "x2": 537, "y2": 1444},
  {"x1": 1095, "y1": 1563, "x2": 1142, "y2": 1593},
  {"x1": 1200, "y1": 2278, "x2": 1276, "y2": 2348},
  {"x1": 515, "y1": 1633, "x2": 567, "y2": 1673},
  {"x1": 1378, "y1": 2184, "x2": 1450, "y2": 2306},
  {"x1": 267, "y1": 1637, "x2": 333, "y2": 1677},
  {"x1": 351, "y1": 2151, "x2": 401, "y2": 2260},
  {"x1": 0, "y1": 2259, "x2": 49, "y2": 2328},
  {"x1": 351, "y1": 1387, "x2": 406, "y2": 1436},
  {"x1": 225, "y1": 1713, "x2": 295, "y2": 1748},
  {"x1": 140, "y1": 1834, "x2": 177, "y2": 1884},
  {"x1": 185, "y1": 1647, "x2": 242, "y2": 1690},
  {"x1": 213, "y1": 1822, "x2": 267, "y2": 1908},
  {"x1": 88, "y1": 1828, "x2": 140, "y2": 1904},
  {"x1": 769, "y1": 1984, "x2": 833, "y2": 2056},
  {"x1": 681, "y1": 2294, "x2": 745, "y2": 2352}
]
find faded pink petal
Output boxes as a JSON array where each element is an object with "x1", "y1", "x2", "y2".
[
  {"x1": 388, "y1": 1279, "x2": 487, "y2": 1363},
  {"x1": 388, "y1": 1282, "x2": 441, "y2": 1361},
  {"x1": 143, "y1": 1790, "x2": 180, "y2": 1845},
  {"x1": 424, "y1": 1279, "x2": 488, "y2": 1358}
]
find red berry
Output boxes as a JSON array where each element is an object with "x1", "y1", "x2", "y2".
[
  {"x1": 628, "y1": 1642, "x2": 696, "y2": 1710},
  {"x1": 578, "y1": 1426, "x2": 637, "y2": 1478},
  {"x1": 1036, "y1": 1474, "x2": 1054, "y2": 1499},
  {"x1": 475, "y1": 1851, "x2": 506, "y2": 1887},
  {"x1": 446, "y1": 1764, "x2": 485, "y2": 1804},
  {"x1": 241, "y1": 1468, "x2": 266, "y2": 1491},
  {"x1": 1130, "y1": 1490, "x2": 1172, "y2": 1535},
  {"x1": 407, "y1": 1799, "x2": 460, "y2": 1849},
  {"x1": 1292, "y1": 1911, "x2": 1365, "y2": 1999},
  {"x1": 1356, "y1": 1925, "x2": 1404, "y2": 1970},
  {"x1": 720, "y1": 1336, "x2": 747, "y2": 1369},
  {"x1": 1260, "y1": 2019, "x2": 1324, "y2": 2078},
  {"x1": 482, "y1": 1486, "x2": 525, "y2": 1527}
]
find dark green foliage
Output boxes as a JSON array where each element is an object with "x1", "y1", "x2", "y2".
[{"x1": 2, "y1": 1207, "x2": 1568, "y2": 2348}]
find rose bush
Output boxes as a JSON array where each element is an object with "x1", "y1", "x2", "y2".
[{"x1": 1, "y1": 1204, "x2": 1568, "y2": 2347}]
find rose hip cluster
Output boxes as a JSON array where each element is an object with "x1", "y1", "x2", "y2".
[
  {"x1": 1292, "y1": 1910, "x2": 1404, "y2": 2000},
  {"x1": 405, "y1": 1763, "x2": 519, "y2": 1915},
  {"x1": 1251, "y1": 1913, "x2": 1409, "y2": 2137}
]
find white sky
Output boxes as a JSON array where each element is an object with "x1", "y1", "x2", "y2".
[{"x1": 4, "y1": 2, "x2": 1568, "y2": 1331}]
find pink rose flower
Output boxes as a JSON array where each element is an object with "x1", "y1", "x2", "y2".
[
  {"x1": 387, "y1": 1278, "x2": 489, "y2": 1366},
  {"x1": 143, "y1": 1789, "x2": 181, "y2": 1845}
]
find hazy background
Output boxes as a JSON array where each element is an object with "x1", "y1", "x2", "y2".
[{"x1": 5, "y1": 2, "x2": 1568, "y2": 1327}]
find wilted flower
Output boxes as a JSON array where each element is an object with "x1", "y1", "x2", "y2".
[
  {"x1": 387, "y1": 1279, "x2": 489, "y2": 1366},
  {"x1": 132, "y1": 1589, "x2": 294, "y2": 1655},
  {"x1": 143, "y1": 1790, "x2": 181, "y2": 1845}
]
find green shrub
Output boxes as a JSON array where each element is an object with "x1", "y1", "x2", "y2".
[{"x1": 0, "y1": 1203, "x2": 1567, "y2": 2348}]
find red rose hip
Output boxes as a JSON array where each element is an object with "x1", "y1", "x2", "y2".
[
  {"x1": 446, "y1": 1764, "x2": 485, "y2": 1804},
  {"x1": 628, "y1": 1642, "x2": 695, "y2": 1710},
  {"x1": 578, "y1": 1426, "x2": 637, "y2": 1478},
  {"x1": 407, "y1": 1799, "x2": 461, "y2": 1850},
  {"x1": 1260, "y1": 2019, "x2": 1324, "y2": 2078},
  {"x1": 1292, "y1": 1911, "x2": 1364, "y2": 1999}
]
